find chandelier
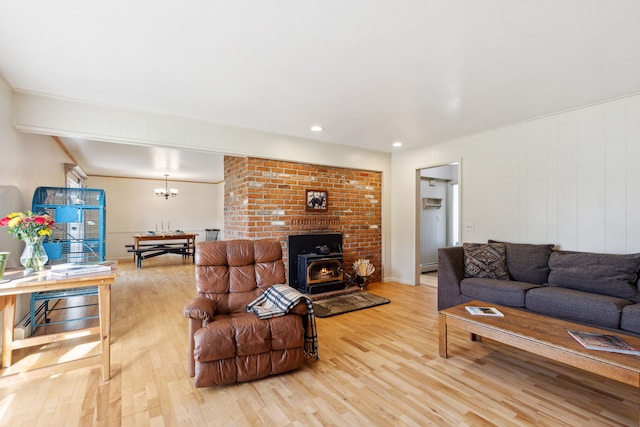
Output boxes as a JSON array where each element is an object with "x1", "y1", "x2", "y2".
[{"x1": 154, "y1": 174, "x2": 179, "y2": 200}]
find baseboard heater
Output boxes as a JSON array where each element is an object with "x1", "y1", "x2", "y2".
[{"x1": 13, "y1": 302, "x2": 47, "y2": 340}]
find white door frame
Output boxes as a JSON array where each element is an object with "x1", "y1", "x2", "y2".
[{"x1": 414, "y1": 159, "x2": 462, "y2": 285}]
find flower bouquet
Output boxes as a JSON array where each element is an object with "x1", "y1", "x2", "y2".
[{"x1": 0, "y1": 211, "x2": 54, "y2": 271}]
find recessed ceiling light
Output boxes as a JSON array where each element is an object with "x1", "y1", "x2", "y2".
[
  {"x1": 310, "y1": 125, "x2": 323, "y2": 132},
  {"x1": 392, "y1": 141, "x2": 403, "y2": 147}
]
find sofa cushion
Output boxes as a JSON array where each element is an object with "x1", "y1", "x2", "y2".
[
  {"x1": 489, "y1": 240, "x2": 554, "y2": 284},
  {"x1": 547, "y1": 251, "x2": 640, "y2": 303},
  {"x1": 526, "y1": 287, "x2": 632, "y2": 329},
  {"x1": 621, "y1": 304, "x2": 640, "y2": 335},
  {"x1": 463, "y1": 242, "x2": 509, "y2": 280},
  {"x1": 461, "y1": 278, "x2": 541, "y2": 307}
]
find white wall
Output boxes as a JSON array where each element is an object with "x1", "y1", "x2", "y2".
[
  {"x1": 391, "y1": 94, "x2": 640, "y2": 285},
  {"x1": 86, "y1": 176, "x2": 224, "y2": 259},
  {"x1": 0, "y1": 76, "x2": 71, "y2": 341},
  {"x1": 0, "y1": 86, "x2": 68, "y2": 209}
]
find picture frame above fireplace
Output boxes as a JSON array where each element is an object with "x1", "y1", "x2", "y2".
[{"x1": 306, "y1": 189, "x2": 328, "y2": 212}]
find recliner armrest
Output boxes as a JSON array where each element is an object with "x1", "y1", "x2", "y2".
[
  {"x1": 291, "y1": 300, "x2": 308, "y2": 315},
  {"x1": 184, "y1": 296, "x2": 215, "y2": 378},
  {"x1": 184, "y1": 296, "x2": 216, "y2": 322}
]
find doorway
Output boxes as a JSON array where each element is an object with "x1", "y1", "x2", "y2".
[{"x1": 416, "y1": 162, "x2": 460, "y2": 284}]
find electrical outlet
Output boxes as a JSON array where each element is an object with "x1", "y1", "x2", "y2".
[{"x1": 464, "y1": 223, "x2": 474, "y2": 232}]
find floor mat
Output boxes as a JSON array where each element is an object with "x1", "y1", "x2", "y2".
[{"x1": 312, "y1": 292, "x2": 390, "y2": 318}]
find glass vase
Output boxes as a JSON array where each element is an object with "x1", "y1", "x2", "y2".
[{"x1": 20, "y1": 236, "x2": 48, "y2": 272}]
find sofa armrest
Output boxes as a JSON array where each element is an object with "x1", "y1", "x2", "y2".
[
  {"x1": 184, "y1": 296, "x2": 215, "y2": 322},
  {"x1": 437, "y1": 246, "x2": 466, "y2": 311}
]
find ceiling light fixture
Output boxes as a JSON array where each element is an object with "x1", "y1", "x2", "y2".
[
  {"x1": 310, "y1": 125, "x2": 323, "y2": 132},
  {"x1": 155, "y1": 174, "x2": 179, "y2": 200},
  {"x1": 392, "y1": 141, "x2": 403, "y2": 147}
]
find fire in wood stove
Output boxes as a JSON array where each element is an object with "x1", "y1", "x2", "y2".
[{"x1": 307, "y1": 258, "x2": 343, "y2": 285}]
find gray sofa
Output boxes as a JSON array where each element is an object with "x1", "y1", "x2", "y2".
[{"x1": 438, "y1": 241, "x2": 640, "y2": 337}]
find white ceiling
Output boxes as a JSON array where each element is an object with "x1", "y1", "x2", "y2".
[
  {"x1": 59, "y1": 137, "x2": 225, "y2": 183},
  {"x1": 2, "y1": 1, "x2": 640, "y2": 182}
]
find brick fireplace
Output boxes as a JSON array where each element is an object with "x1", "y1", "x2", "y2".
[{"x1": 223, "y1": 156, "x2": 382, "y2": 285}]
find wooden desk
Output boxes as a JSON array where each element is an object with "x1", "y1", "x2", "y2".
[
  {"x1": 0, "y1": 266, "x2": 118, "y2": 382},
  {"x1": 131, "y1": 233, "x2": 197, "y2": 268}
]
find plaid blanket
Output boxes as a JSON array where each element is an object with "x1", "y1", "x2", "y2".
[{"x1": 247, "y1": 284, "x2": 319, "y2": 360}]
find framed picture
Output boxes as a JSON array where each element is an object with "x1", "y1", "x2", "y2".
[{"x1": 306, "y1": 189, "x2": 328, "y2": 212}]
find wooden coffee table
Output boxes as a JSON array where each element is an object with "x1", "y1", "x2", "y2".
[{"x1": 439, "y1": 301, "x2": 640, "y2": 387}]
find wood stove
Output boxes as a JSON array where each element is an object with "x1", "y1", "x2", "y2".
[
  {"x1": 288, "y1": 233, "x2": 344, "y2": 294},
  {"x1": 297, "y1": 253, "x2": 344, "y2": 294}
]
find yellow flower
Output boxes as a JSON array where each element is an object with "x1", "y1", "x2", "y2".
[{"x1": 8, "y1": 216, "x2": 22, "y2": 228}]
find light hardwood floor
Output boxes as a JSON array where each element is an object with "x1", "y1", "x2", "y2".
[{"x1": 1, "y1": 258, "x2": 639, "y2": 426}]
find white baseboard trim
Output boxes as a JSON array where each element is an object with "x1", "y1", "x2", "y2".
[{"x1": 382, "y1": 277, "x2": 415, "y2": 286}]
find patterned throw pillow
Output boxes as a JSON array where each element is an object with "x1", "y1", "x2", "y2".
[{"x1": 463, "y1": 242, "x2": 509, "y2": 280}]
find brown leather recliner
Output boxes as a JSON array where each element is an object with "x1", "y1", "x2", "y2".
[{"x1": 183, "y1": 239, "x2": 307, "y2": 387}]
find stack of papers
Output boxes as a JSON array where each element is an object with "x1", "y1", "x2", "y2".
[{"x1": 48, "y1": 263, "x2": 112, "y2": 278}]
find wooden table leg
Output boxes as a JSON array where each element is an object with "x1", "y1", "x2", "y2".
[
  {"x1": 98, "y1": 282, "x2": 111, "y2": 381},
  {"x1": 438, "y1": 313, "x2": 448, "y2": 358},
  {"x1": 1, "y1": 294, "x2": 16, "y2": 368}
]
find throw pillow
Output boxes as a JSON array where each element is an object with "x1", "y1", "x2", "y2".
[
  {"x1": 463, "y1": 242, "x2": 509, "y2": 280},
  {"x1": 488, "y1": 240, "x2": 554, "y2": 284},
  {"x1": 548, "y1": 251, "x2": 640, "y2": 303}
]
